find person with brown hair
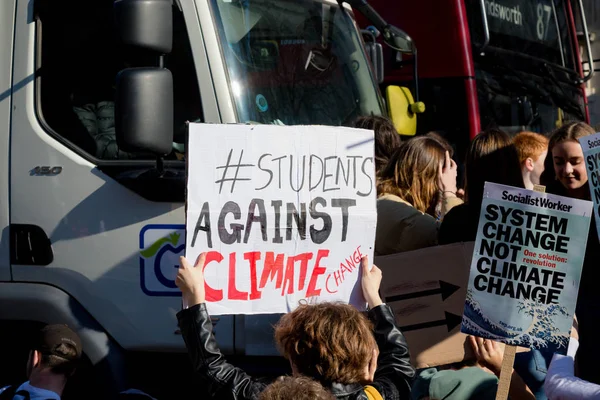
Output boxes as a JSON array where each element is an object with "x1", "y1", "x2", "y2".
[
  {"x1": 513, "y1": 131, "x2": 549, "y2": 190},
  {"x1": 540, "y1": 121, "x2": 600, "y2": 385},
  {"x1": 439, "y1": 128, "x2": 524, "y2": 244},
  {"x1": 259, "y1": 376, "x2": 334, "y2": 400},
  {"x1": 354, "y1": 115, "x2": 402, "y2": 178},
  {"x1": 274, "y1": 302, "x2": 378, "y2": 385},
  {"x1": 375, "y1": 136, "x2": 460, "y2": 255},
  {"x1": 175, "y1": 253, "x2": 415, "y2": 400},
  {"x1": 425, "y1": 131, "x2": 466, "y2": 218},
  {"x1": 425, "y1": 131, "x2": 454, "y2": 157}
]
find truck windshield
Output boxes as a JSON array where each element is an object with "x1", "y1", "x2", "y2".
[{"x1": 210, "y1": 0, "x2": 384, "y2": 126}]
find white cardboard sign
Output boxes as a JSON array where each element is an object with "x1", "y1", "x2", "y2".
[
  {"x1": 579, "y1": 132, "x2": 600, "y2": 242},
  {"x1": 186, "y1": 124, "x2": 376, "y2": 315}
]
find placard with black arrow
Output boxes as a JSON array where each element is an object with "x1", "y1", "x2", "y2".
[
  {"x1": 385, "y1": 280, "x2": 462, "y2": 332},
  {"x1": 375, "y1": 242, "x2": 474, "y2": 368}
]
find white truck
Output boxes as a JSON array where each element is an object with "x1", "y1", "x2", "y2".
[{"x1": 0, "y1": 0, "x2": 420, "y2": 395}]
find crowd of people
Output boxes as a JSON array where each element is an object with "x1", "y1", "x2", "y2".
[
  {"x1": 2, "y1": 118, "x2": 600, "y2": 399},
  {"x1": 368, "y1": 118, "x2": 599, "y2": 399}
]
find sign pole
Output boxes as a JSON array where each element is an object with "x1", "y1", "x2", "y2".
[{"x1": 494, "y1": 345, "x2": 516, "y2": 400}]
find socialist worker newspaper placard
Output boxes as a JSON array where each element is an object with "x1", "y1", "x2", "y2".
[
  {"x1": 461, "y1": 182, "x2": 592, "y2": 354},
  {"x1": 186, "y1": 124, "x2": 376, "y2": 315},
  {"x1": 579, "y1": 132, "x2": 600, "y2": 242}
]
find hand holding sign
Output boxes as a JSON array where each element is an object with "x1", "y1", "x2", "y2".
[
  {"x1": 469, "y1": 336, "x2": 503, "y2": 376},
  {"x1": 176, "y1": 254, "x2": 207, "y2": 308},
  {"x1": 361, "y1": 256, "x2": 383, "y2": 309}
]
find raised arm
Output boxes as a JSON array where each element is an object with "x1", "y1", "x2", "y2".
[
  {"x1": 361, "y1": 257, "x2": 416, "y2": 398},
  {"x1": 176, "y1": 254, "x2": 266, "y2": 400}
]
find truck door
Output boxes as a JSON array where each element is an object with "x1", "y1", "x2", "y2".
[
  {"x1": 9, "y1": 0, "x2": 233, "y2": 353},
  {"x1": 0, "y1": 0, "x2": 15, "y2": 282}
]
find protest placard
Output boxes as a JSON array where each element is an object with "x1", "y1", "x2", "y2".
[
  {"x1": 376, "y1": 242, "x2": 473, "y2": 368},
  {"x1": 579, "y1": 132, "x2": 600, "y2": 241},
  {"x1": 376, "y1": 243, "x2": 530, "y2": 369},
  {"x1": 185, "y1": 124, "x2": 377, "y2": 315},
  {"x1": 461, "y1": 182, "x2": 592, "y2": 355}
]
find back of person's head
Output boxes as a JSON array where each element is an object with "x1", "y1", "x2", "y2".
[
  {"x1": 31, "y1": 324, "x2": 82, "y2": 377},
  {"x1": 541, "y1": 121, "x2": 595, "y2": 194},
  {"x1": 426, "y1": 131, "x2": 454, "y2": 157},
  {"x1": 274, "y1": 302, "x2": 376, "y2": 385},
  {"x1": 547, "y1": 121, "x2": 595, "y2": 147},
  {"x1": 464, "y1": 128, "x2": 524, "y2": 206},
  {"x1": 513, "y1": 131, "x2": 548, "y2": 165},
  {"x1": 377, "y1": 136, "x2": 447, "y2": 213},
  {"x1": 259, "y1": 376, "x2": 335, "y2": 400},
  {"x1": 354, "y1": 115, "x2": 401, "y2": 176}
]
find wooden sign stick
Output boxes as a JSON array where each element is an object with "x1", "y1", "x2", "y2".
[
  {"x1": 495, "y1": 185, "x2": 546, "y2": 400},
  {"x1": 495, "y1": 345, "x2": 516, "y2": 400}
]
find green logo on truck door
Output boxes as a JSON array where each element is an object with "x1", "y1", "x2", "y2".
[{"x1": 139, "y1": 225, "x2": 185, "y2": 296}]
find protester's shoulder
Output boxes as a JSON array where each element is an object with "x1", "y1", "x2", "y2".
[
  {"x1": 16, "y1": 382, "x2": 60, "y2": 400},
  {"x1": 377, "y1": 194, "x2": 416, "y2": 210},
  {"x1": 439, "y1": 203, "x2": 477, "y2": 244},
  {"x1": 0, "y1": 383, "x2": 21, "y2": 399},
  {"x1": 440, "y1": 202, "x2": 467, "y2": 228},
  {"x1": 376, "y1": 196, "x2": 439, "y2": 254},
  {"x1": 377, "y1": 194, "x2": 434, "y2": 222},
  {"x1": 442, "y1": 203, "x2": 470, "y2": 221}
]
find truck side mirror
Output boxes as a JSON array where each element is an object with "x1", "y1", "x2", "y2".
[
  {"x1": 383, "y1": 25, "x2": 414, "y2": 54},
  {"x1": 114, "y1": 0, "x2": 173, "y2": 53},
  {"x1": 362, "y1": 29, "x2": 384, "y2": 83},
  {"x1": 386, "y1": 85, "x2": 425, "y2": 136},
  {"x1": 115, "y1": 68, "x2": 174, "y2": 155}
]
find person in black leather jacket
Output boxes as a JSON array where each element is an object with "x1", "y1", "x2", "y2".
[{"x1": 175, "y1": 253, "x2": 415, "y2": 400}]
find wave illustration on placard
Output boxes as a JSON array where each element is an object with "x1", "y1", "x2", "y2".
[{"x1": 462, "y1": 289, "x2": 570, "y2": 354}]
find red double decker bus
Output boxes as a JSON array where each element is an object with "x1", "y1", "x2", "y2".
[{"x1": 359, "y1": 0, "x2": 592, "y2": 156}]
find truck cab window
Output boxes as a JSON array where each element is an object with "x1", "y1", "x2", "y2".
[
  {"x1": 35, "y1": 0, "x2": 202, "y2": 161},
  {"x1": 209, "y1": 0, "x2": 383, "y2": 126}
]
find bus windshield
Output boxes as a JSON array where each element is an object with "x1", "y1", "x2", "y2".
[
  {"x1": 469, "y1": 0, "x2": 578, "y2": 71},
  {"x1": 476, "y1": 68, "x2": 585, "y2": 134},
  {"x1": 210, "y1": 0, "x2": 384, "y2": 126},
  {"x1": 466, "y1": 0, "x2": 585, "y2": 133}
]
